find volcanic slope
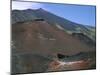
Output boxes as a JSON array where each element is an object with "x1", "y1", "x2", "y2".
[
  {"x1": 12, "y1": 9, "x2": 95, "y2": 41},
  {"x1": 12, "y1": 20, "x2": 95, "y2": 56}
]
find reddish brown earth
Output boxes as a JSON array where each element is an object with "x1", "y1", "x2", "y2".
[
  {"x1": 47, "y1": 59, "x2": 93, "y2": 71},
  {"x1": 12, "y1": 20, "x2": 95, "y2": 74},
  {"x1": 12, "y1": 20, "x2": 95, "y2": 56}
]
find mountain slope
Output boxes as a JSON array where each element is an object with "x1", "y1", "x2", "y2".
[
  {"x1": 12, "y1": 20, "x2": 95, "y2": 56},
  {"x1": 12, "y1": 8, "x2": 95, "y2": 41},
  {"x1": 11, "y1": 9, "x2": 96, "y2": 74}
]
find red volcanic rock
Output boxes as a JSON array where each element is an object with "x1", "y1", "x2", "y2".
[
  {"x1": 47, "y1": 59, "x2": 92, "y2": 71},
  {"x1": 12, "y1": 20, "x2": 95, "y2": 74},
  {"x1": 64, "y1": 60, "x2": 90, "y2": 70},
  {"x1": 12, "y1": 20, "x2": 95, "y2": 56},
  {"x1": 48, "y1": 60, "x2": 61, "y2": 70}
]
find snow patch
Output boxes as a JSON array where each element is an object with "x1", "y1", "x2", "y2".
[{"x1": 56, "y1": 24, "x2": 64, "y2": 30}]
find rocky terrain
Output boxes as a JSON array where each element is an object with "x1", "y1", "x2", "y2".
[{"x1": 11, "y1": 8, "x2": 96, "y2": 74}]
